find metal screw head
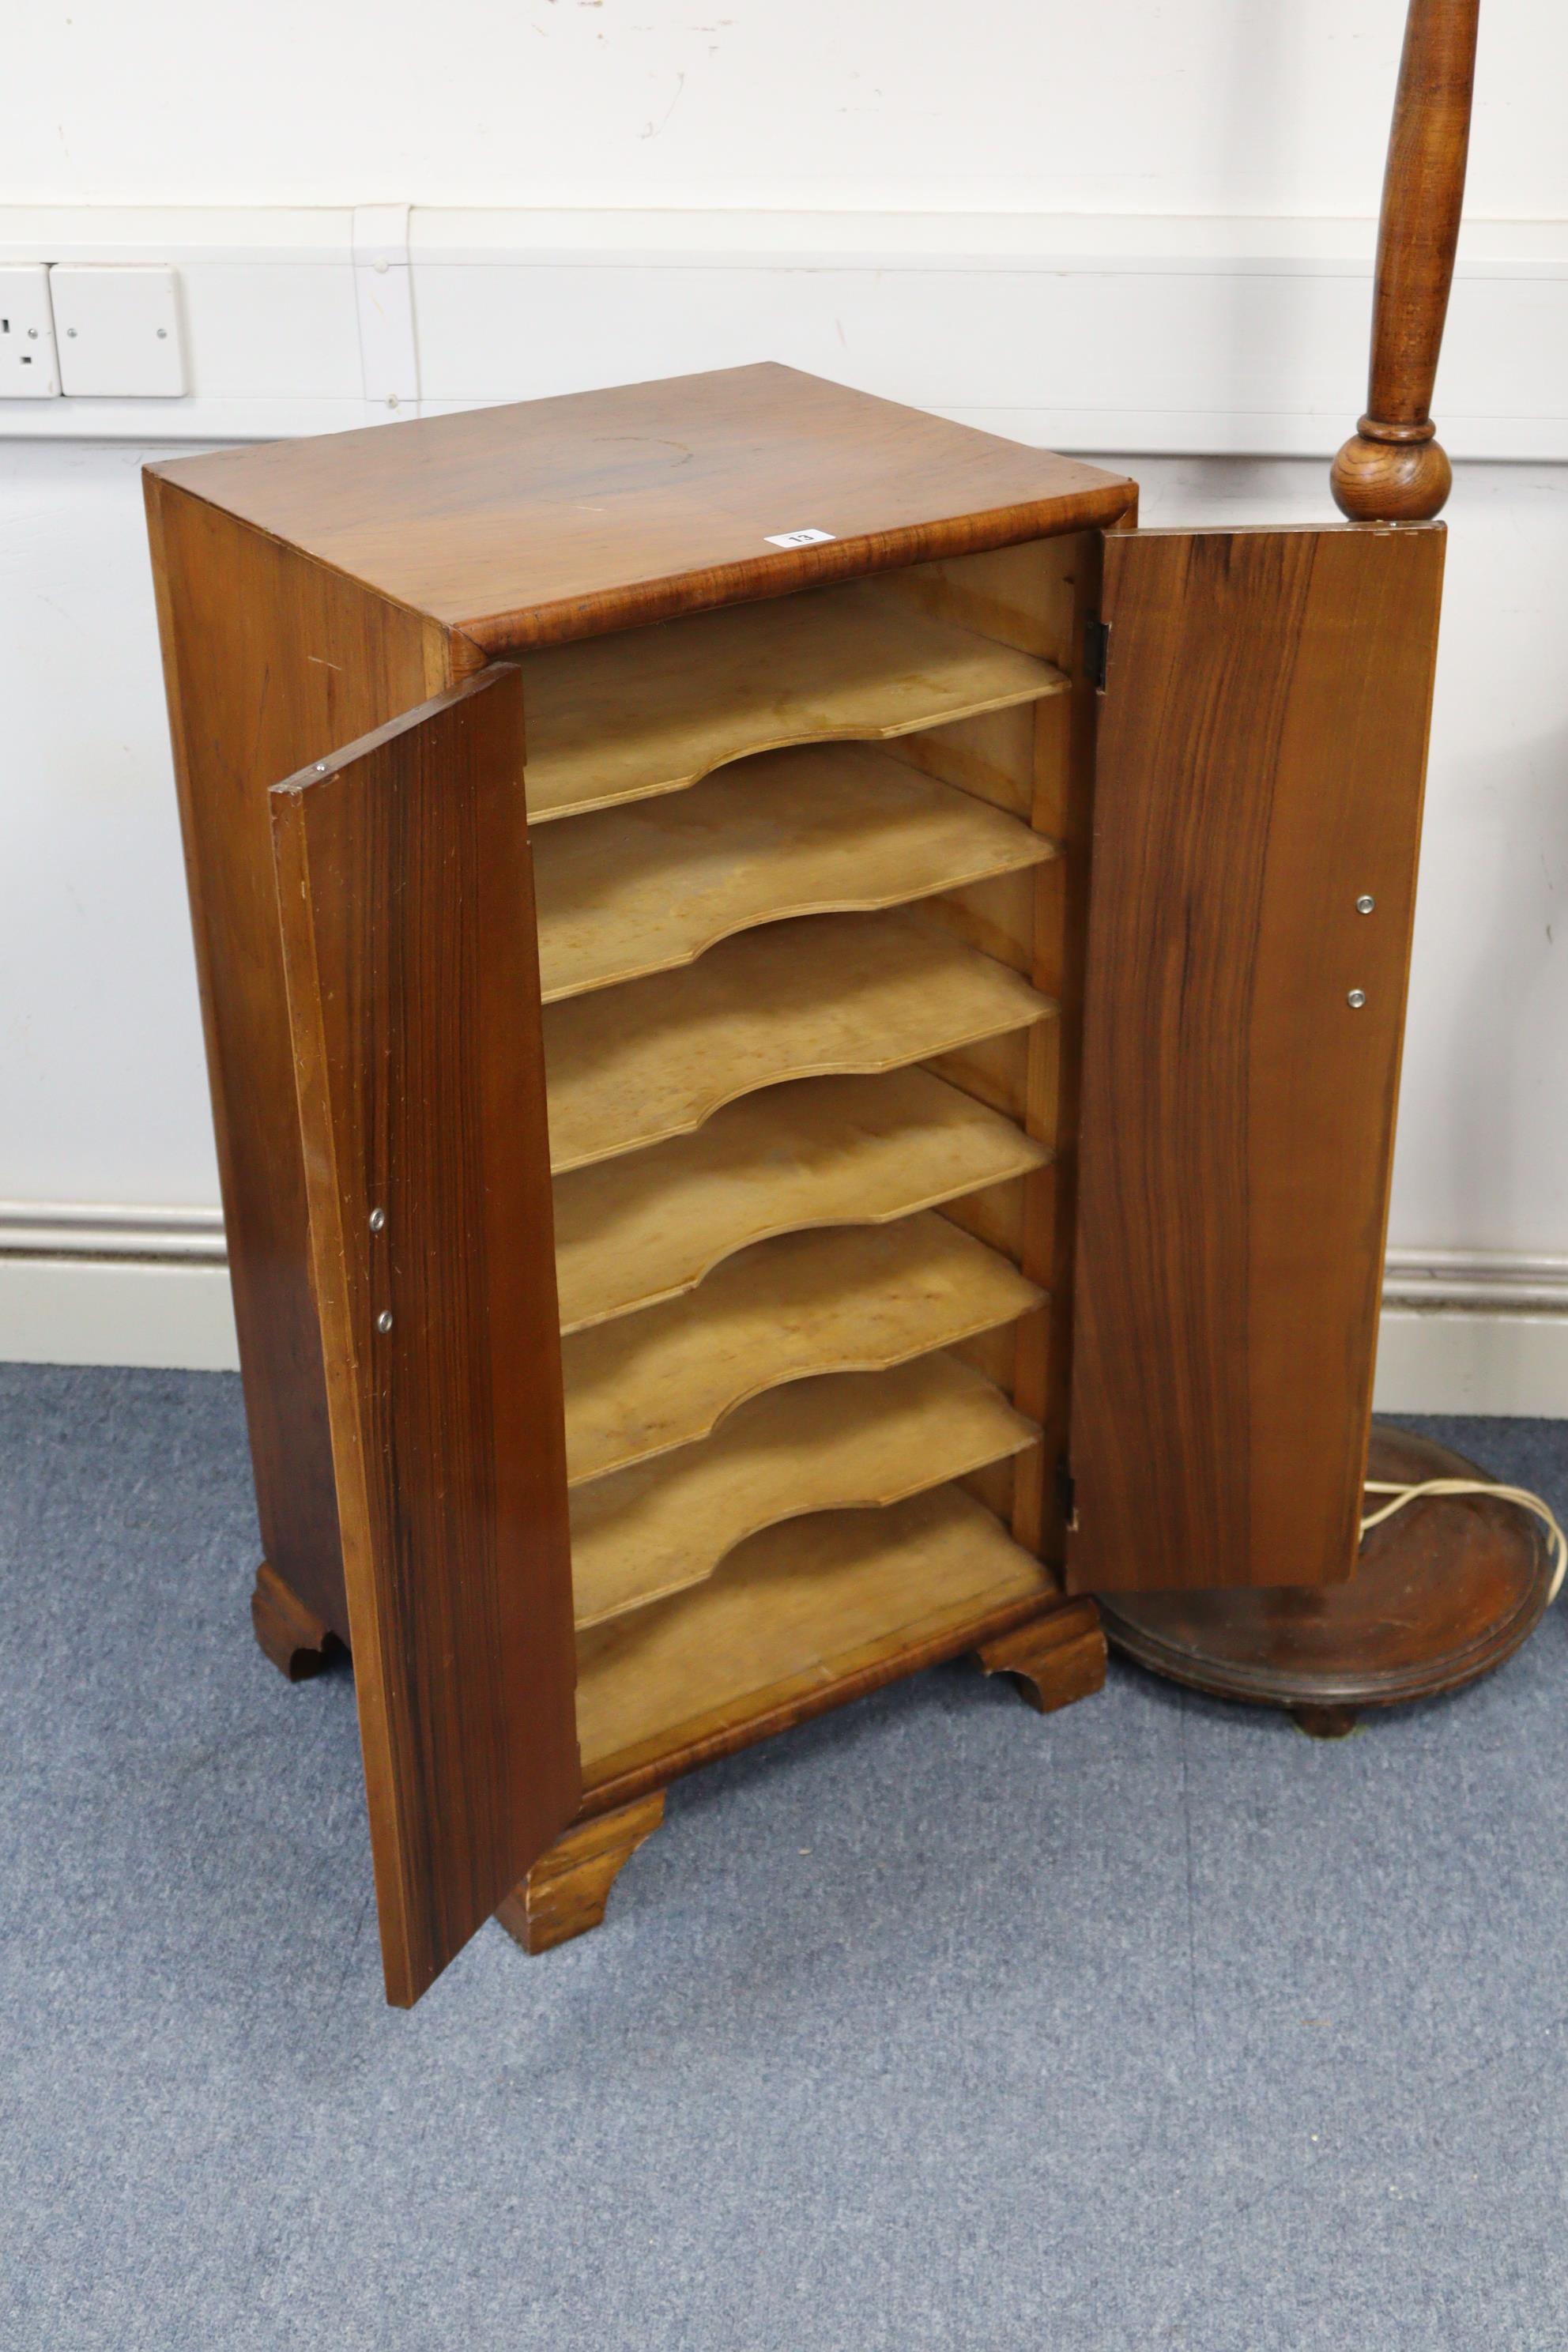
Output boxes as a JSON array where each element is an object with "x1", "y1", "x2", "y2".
[
  {"x1": 27, "y1": 327, "x2": 39, "y2": 338},
  {"x1": 1347, "y1": 989, "x2": 1367, "y2": 1010},
  {"x1": 376, "y1": 1309, "x2": 394, "y2": 1333},
  {"x1": 315, "y1": 761, "x2": 328, "y2": 773},
  {"x1": 1356, "y1": 895, "x2": 1375, "y2": 915},
  {"x1": 369, "y1": 1207, "x2": 386, "y2": 1233},
  {"x1": 64, "y1": 326, "x2": 76, "y2": 338},
  {"x1": 156, "y1": 326, "x2": 168, "y2": 338}
]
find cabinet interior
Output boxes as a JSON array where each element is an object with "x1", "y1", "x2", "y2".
[{"x1": 524, "y1": 539, "x2": 1088, "y2": 1800}]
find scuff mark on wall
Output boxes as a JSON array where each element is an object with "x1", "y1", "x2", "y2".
[{"x1": 643, "y1": 71, "x2": 687, "y2": 139}]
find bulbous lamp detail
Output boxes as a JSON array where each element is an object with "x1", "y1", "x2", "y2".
[{"x1": 1329, "y1": 0, "x2": 1479, "y2": 525}]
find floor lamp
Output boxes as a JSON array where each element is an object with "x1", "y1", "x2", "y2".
[{"x1": 1098, "y1": 0, "x2": 1559, "y2": 1735}]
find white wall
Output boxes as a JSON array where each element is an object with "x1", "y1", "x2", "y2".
[
  {"x1": 4, "y1": 1, "x2": 1567, "y2": 1408},
  {"x1": 9, "y1": 0, "x2": 1563, "y2": 219},
  {"x1": 0, "y1": 441, "x2": 217, "y2": 1205}
]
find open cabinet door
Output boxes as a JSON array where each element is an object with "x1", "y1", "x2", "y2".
[
  {"x1": 1066, "y1": 524, "x2": 1445, "y2": 1596},
  {"x1": 270, "y1": 665, "x2": 580, "y2": 2006}
]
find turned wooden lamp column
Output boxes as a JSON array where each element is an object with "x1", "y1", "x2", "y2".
[
  {"x1": 1099, "y1": 0, "x2": 1557, "y2": 1732},
  {"x1": 1330, "y1": 0, "x2": 1478, "y2": 524}
]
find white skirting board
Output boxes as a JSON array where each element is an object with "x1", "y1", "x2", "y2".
[
  {"x1": 1374, "y1": 1310, "x2": 1568, "y2": 1419},
  {"x1": 0, "y1": 1258, "x2": 239, "y2": 1373},
  {"x1": 4, "y1": 1238, "x2": 1567, "y2": 1413},
  {"x1": 1374, "y1": 1250, "x2": 1568, "y2": 1415}
]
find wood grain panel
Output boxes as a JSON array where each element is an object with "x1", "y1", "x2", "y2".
[
  {"x1": 570, "y1": 1353, "x2": 1039, "y2": 1627},
  {"x1": 522, "y1": 582, "x2": 1064, "y2": 823},
  {"x1": 913, "y1": 866, "x2": 1042, "y2": 974},
  {"x1": 924, "y1": 1029, "x2": 1033, "y2": 1125},
  {"x1": 533, "y1": 744, "x2": 1050, "y2": 1001},
  {"x1": 270, "y1": 666, "x2": 579, "y2": 2007},
  {"x1": 880, "y1": 541, "x2": 1077, "y2": 658},
  {"x1": 1067, "y1": 524, "x2": 1444, "y2": 1595},
  {"x1": 563, "y1": 1216, "x2": 1041, "y2": 1484},
  {"x1": 892, "y1": 702, "x2": 1041, "y2": 817},
  {"x1": 552, "y1": 1069, "x2": 1050, "y2": 1333},
  {"x1": 151, "y1": 364, "x2": 1135, "y2": 650},
  {"x1": 541, "y1": 910, "x2": 1053, "y2": 1174},
  {"x1": 939, "y1": 1174, "x2": 1032, "y2": 1264}
]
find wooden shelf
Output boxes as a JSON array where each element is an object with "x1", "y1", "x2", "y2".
[
  {"x1": 564, "y1": 1213, "x2": 1042, "y2": 1486},
  {"x1": 569, "y1": 1351, "x2": 1038, "y2": 1627},
  {"x1": 575, "y1": 1483, "x2": 1055, "y2": 1785},
  {"x1": 521, "y1": 579, "x2": 1067, "y2": 824},
  {"x1": 533, "y1": 744, "x2": 1052, "y2": 1004},
  {"x1": 553, "y1": 1067, "x2": 1049, "y2": 1334},
  {"x1": 543, "y1": 909, "x2": 1052, "y2": 1174}
]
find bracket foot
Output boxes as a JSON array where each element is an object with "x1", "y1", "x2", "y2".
[
  {"x1": 251, "y1": 1561, "x2": 341, "y2": 1682},
  {"x1": 496, "y1": 1792, "x2": 666, "y2": 1955},
  {"x1": 978, "y1": 1598, "x2": 1106, "y2": 1714}
]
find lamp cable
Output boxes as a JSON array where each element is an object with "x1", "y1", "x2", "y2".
[{"x1": 1362, "y1": 1479, "x2": 1567, "y2": 1604}]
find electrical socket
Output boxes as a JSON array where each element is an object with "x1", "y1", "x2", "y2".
[
  {"x1": 50, "y1": 265, "x2": 187, "y2": 398},
  {"x1": 0, "y1": 266, "x2": 62, "y2": 398}
]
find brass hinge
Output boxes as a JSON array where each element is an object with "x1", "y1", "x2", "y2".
[{"x1": 1084, "y1": 616, "x2": 1111, "y2": 694}]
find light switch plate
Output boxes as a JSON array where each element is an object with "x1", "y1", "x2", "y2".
[
  {"x1": 0, "y1": 266, "x2": 62, "y2": 398},
  {"x1": 49, "y1": 264, "x2": 187, "y2": 398}
]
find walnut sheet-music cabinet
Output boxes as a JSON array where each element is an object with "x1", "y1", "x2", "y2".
[{"x1": 146, "y1": 364, "x2": 1442, "y2": 2006}]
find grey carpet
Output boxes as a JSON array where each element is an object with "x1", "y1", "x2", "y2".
[{"x1": 2, "y1": 1362, "x2": 1567, "y2": 2351}]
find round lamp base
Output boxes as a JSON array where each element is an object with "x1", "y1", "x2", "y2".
[{"x1": 1098, "y1": 1424, "x2": 1553, "y2": 1737}]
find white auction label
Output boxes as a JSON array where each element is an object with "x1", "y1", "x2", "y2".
[{"x1": 763, "y1": 528, "x2": 836, "y2": 549}]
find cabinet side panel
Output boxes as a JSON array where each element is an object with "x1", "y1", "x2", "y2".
[
  {"x1": 1067, "y1": 525, "x2": 1443, "y2": 1594},
  {"x1": 145, "y1": 475, "x2": 453, "y2": 1634}
]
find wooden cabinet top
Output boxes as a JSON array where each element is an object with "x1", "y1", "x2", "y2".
[{"x1": 149, "y1": 362, "x2": 1134, "y2": 653}]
